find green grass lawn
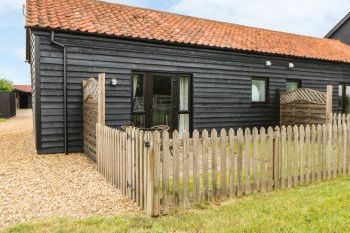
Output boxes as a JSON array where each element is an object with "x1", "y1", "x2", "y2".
[
  {"x1": 3, "y1": 177, "x2": 350, "y2": 233},
  {"x1": 0, "y1": 118, "x2": 6, "y2": 122}
]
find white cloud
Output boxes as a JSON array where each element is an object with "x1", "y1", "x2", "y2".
[{"x1": 171, "y1": 0, "x2": 350, "y2": 37}]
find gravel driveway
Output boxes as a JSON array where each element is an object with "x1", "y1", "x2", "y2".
[{"x1": 0, "y1": 109, "x2": 139, "y2": 228}]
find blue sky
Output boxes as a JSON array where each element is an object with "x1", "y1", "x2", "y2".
[{"x1": 0, "y1": 0, "x2": 349, "y2": 85}]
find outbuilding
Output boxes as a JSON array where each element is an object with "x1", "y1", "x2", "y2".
[
  {"x1": 14, "y1": 85, "x2": 32, "y2": 109},
  {"x1": 25, "y1": 0, "x2": 350, "y2": 154}
]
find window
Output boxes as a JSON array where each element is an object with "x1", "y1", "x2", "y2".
[
  {"x1": 179, "y1": 75, "x2": 190, "y2": 135},
  {"x1": 132, "y1": 74, "x2": 145, "y2": 127},
  {"x1": 345, "y1": 85, "x2": 350, "y2": 113},
  {"x1": 251, "y1": 78, "x2": 267, "y2": 103},
  {"x1": 286, "y1": 80, "x2": 300, "y2": 92},
  {"x1": 131, "y1": 72, "x2": 191, "y2": 133},
  {"x1": 339, "y1": 84, "x2": 343, "y2": 109},
  {"x1": 339, "y1": 84, "x2": 350, "y2": 113}
]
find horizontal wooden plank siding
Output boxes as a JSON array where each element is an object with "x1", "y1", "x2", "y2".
[{"x1": 31, "y1": 30, "x2": 350, "y2": 154}]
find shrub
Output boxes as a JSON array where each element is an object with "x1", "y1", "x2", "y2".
[{"x1": 0, "y1": 78, "x2": 14, "y2": 92}]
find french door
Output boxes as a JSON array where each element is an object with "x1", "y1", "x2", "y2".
[
  {"x1": 339, "y1": 84, "x2": 350, "y2": 113},
  {"x1": 131, "y1": 72, "x2": 191, "y2": 133}
]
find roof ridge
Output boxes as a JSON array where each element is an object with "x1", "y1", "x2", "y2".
[{"x1": 26, "y1": 0, "x2": 350, "y2": 63}]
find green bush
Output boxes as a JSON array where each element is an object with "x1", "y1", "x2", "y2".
[{"x1": 0, "y1": 78, "x2": 14, "y2": 92}]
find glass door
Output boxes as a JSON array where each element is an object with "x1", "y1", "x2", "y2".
[
  {"x1": 338, "y1": 84, "x2": 350, "y2": 113},
  {"x1": 131, "y1": 72, "x2": 191, "y2": 133},
  {"x1": 151, "y1": 75, "x2": 172, "y2": 128}
]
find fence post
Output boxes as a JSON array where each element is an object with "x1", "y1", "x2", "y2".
[
  {"x1": 237, "y1": 128, "x2": 244, "y2": 197},
  {"x1": 326, "y1": 85, "x2": 333, "y2": 125},
  {"x1": 260, "y1": 127, "x2": 266, "y2": 192},
  {"x1": 96, "y1": 123, "x2": 100, "y2": 172},
  {"x1": 274, "y1": 126, "x2": 280, "y2": 190},
  {"x1": 146, "y1": 132, "x2": 157, "y2": 216},
  {"x1": 172, "y1": 131, "x2": 180, "y2": 206},
  {"x1": 244, "y1": 128, "x2": 251, "y2": 195},
  {"x1": 293, "y1": 126, "x2": 299, "y2": 187},
  {"x1": 162, "y1": 130, "x2": 170, "y2": 213},
  {"x1": 347, "y1": 115, "x2": 350, "y2": 174},
  {"x1": 343, "y1": 123, "x2": 347, "y2": 175},
  {"x1": 98, "y1": 73, "x2": 105, "y2": 126},
  {"x1": 281, "y1": 126, "x2": 287, "y2": 189},
  {"x1": 202, "y1": 130, "x2": 209, "y2": 201},
  {"x1": 267, "y1": 127, "x2": 274, "y2": 191}
]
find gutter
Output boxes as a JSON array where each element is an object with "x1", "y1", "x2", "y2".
[
  {"x1": 27, "y1": 26, "x2": 350, "y2": 65},
  {"x1": 50, "y1": 31, "x2": 68, "y2": 155}
]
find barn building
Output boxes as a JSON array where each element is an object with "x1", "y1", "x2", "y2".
[
  {"x1": 14, "y1": 85, "x2": 32, "y2": 109},
  {"x1": 26, "y1": 0, "x2": 350, "y2": 154}
]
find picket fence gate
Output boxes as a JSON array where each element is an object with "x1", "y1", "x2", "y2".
[{"x1": 96, "y1": 113, "x2": 350, "y2": 217}]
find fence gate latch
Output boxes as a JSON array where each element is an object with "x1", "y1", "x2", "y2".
[{"x1": 144, "y1": 141, "x2": 150, "y2": 148}]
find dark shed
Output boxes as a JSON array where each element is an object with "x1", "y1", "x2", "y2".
[
  {"x1": 14, "y1": 85, "x2": 32, "y2": 109},
  {"x1": 25, "y1": 0, "x2": 350, "y2": 154}
]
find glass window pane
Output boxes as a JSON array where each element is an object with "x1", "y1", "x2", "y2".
[
  {"x1": 179, "y1": 114, "x2": 189, "y2": 136},
  {"x1": 345, "y1": 85, "x2": 350, "y2": 113},
  {"x1": 180, "y1": 76, "x2": 189, "y2": 111},
  {"x1": 286, "y1": 81, "x2": 299, "y2": 92},
  {"x1": 152, "y1": 75, "x2": 172, "y2": 127},
  {"x1": 132, "y1": 74, "x2": 144, "y2": 112},
  {"x1": 252, "y1": 79, "x2": 266, "y2": 102},
  {"x1": 339, "y1": 84, "x2": 343, "y2": 109},
  {"x1": 132, "y1": 114, "x2": 145, "y2": 128}
]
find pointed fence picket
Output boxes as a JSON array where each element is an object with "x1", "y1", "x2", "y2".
[{"x1": 95, "y1": 113, "x2": 350, "y2": 217}]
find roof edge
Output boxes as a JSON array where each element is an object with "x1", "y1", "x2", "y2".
[
  {"x1": 325, "y1": 12, "x2": 350, "y2": 38},
  {"x1": 27, "y1": 26, "x2": 350, "y2": 65},
  {"x1": 34, "y1": 0, "x2": 327, "y2": 41}
]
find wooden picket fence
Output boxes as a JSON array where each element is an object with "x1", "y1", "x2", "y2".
[
  {"x1": 96, "y1": 113, "x2": 350, "y2": 217},
  {"x1": 96, "y1": 125, "x2": 147, "y2": 208}
]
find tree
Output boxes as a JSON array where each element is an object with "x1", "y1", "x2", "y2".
[{"x1": 0, "y1": 78, "x2": 14, "y2": 92}]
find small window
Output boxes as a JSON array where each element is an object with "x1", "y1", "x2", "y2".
[
  {"x1": 252, "y1": 78, "x2": 267, "y2": 103},
  {"x1": 286, "y1": 80, "x2": 300, "y2": 92}
]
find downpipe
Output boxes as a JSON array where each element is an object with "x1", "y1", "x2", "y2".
[{"x1": 50, "y1": 31, "x2": 68, "y2": 155}]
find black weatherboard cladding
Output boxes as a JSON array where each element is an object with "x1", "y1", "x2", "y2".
[
  {"x1": 30, "y1": 29, "x2": 350, "y2": 154},
  {"x1": 327, "y1": 18, "x2": 350, "y2": 46}
]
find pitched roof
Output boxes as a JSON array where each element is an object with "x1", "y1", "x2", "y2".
[
  {"x1": 14, "y1": 85, "x2": 32, "y2": 93},
  {"x1": 26, "y1": 0, "x2": 350, "y2": 63},
  {"x1": 325, "y1": 12, "x2": 350, "y2": 38}
]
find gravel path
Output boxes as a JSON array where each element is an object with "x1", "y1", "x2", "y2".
[{"x1": 0, "y1": 110, "x2": 140, "y2": 228}]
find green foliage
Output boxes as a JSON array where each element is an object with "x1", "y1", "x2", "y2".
[
  {"x1": 0, "y1": 78, "x2": 14, "y2": 92},
  {"x1": 3, "y1": 177, "x2": 350, "y2": 233}
]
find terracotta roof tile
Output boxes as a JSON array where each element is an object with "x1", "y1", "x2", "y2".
[
  {"x1": 14, "y1": 85, "x2": 32, "y2": 93},
  {"x1": 26, "y1": 0, "x2": 350, "y2": 63}
]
